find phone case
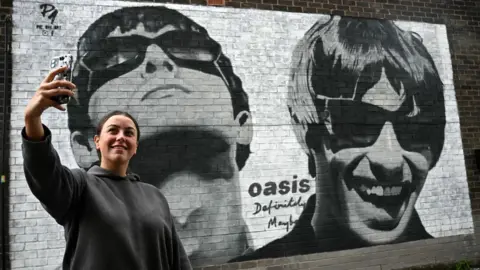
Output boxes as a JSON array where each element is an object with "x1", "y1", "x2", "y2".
[{"x1": 50, "y1": 54, "x2": 74, "y2": 104}]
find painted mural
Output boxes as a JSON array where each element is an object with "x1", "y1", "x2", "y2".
[
  {"x1": 232, "y1": 15, "x2": 449, "y2": 261},
  {"x1": 10, "y1": 1, "x2": 473, "y2": 269}
]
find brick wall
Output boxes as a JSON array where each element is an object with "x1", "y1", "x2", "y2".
[
  {"x1": 4, "y1": 0, "x2": 480, "y2": 270},
  {"x1": 0, "y1": 1, "x2": 12, "y2": 269}
]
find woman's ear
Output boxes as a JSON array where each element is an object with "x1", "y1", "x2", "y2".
[
  {"x1": 133, "y1": 141, "x2": 138, "y2": 156},
  {"x1": 93, "y1": 134, "x2": 100, "y2": 150},
  {"x1": 235, "y1": 111, "x2": 253, "y2": 145}
]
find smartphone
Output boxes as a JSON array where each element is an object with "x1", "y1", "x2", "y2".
[{"x1": 50, "y1": 54, "x2": 74, "y2": 104}]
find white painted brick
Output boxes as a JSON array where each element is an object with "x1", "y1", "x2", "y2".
[
  {"x1": 25, "y1": 241, "x2": 48, "y2": 251},
  {"x1": 14, "y1": 234, "x2": 39, "y2": 243},
  {"x1": 13, "y1": 203, "x2": 36, "y2": 212},
  {"x1": 39, "y1": 248, "x2": 64, "y2": 258},
  {"x1": 47, "y1": 225, "x2": 62, "y2": 233},
  {"x1": 9, "y1": 0, "x2": 475, "y2": 269},
  {"x1": 25, "y1": 226, "x2": 49, "y2": 234},
  {"x1": 11, "y1": 260, "x2": 25, "y2": 269},
  {"x1": 26, "y1": 210, "x2": 49, "y2": 219},
  {"x1": 10, "y1": 227, "x2": 26, "y2": 235},
  {"x1": 47, "y1": 240, "x2": 66, "y2": 249},
  {"x1": 38, "y1": 232, "x2": 62, "y2": 241},
  {"x1": 10, "y1": 243, "x2": 25, "y2": 252},
  {"x1": 13, "y1": 219, "x2": 38, "y2": 227},
  {"x1": 24, "y1": 258, "x2": 48, "y2": 267}
]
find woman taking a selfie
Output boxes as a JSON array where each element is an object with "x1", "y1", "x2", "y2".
[{"x1": 21, "y1": 66, "x2": 192, "y2": 270}]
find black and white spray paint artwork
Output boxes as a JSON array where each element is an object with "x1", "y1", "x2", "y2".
[
  {"x1": 11, "y1": 1, "x2": 472, "y2": 269},
  {"x1": 67, "y1": 9, "x2": 445, "y2": 263},
  {"x1": 232, "y1": 15, "x2": 447, "y2": 262}
]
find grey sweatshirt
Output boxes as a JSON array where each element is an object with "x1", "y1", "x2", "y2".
[{"x1": 21, "y1": 124, "x2": 192, "y2": 270}]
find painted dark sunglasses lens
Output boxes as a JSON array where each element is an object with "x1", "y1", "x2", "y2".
[
  {"x1": 325, "y1": 100, "x2": 432, "y2": 152},
  {"x1": 327, "y1": 101, "x2": 385, "y2": 148},
  {"x1": 160, "y1": 31, "x2": 220, "y2": 62},
  {"x1": 82, "y1": 31, "x2": 220, "y2": 72}
]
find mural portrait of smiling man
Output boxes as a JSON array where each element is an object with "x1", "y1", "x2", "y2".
[{"x1": 231, "y1": 15, "x2": 448, "y2": 261}]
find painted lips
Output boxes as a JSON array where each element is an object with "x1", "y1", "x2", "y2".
[
  {"x1": 359, "y1": 185, "x2": 403, "y2": 196},
  {"x1": 347, "y1": 177, "x2": 415, "y2": 211}
]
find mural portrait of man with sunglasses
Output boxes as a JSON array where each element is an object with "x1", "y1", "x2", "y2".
[
  {"x1": 231, "y1": 15, "x2": 446, "y2": 262},
  {"x1": 65, "y1": 6, "x2": 254, "y2": 267}
]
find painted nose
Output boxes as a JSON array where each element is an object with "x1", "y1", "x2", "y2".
[
  {"x1": 140, "y1": 44, "x2": 177, "y2": 79},
  {"x1": 366, "y1": 122, "x2": 404, "y2": 183}
]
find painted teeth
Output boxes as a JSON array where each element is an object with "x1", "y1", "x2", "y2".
[{"x1": 360, "y1": 185, "x2": 403, "y2": 196}]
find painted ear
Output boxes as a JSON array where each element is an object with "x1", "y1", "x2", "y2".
[
  {"x1": 235, "y1": 111, "x2": 253, "y2": 145},
  {"x1": 410, "y1": 31, "x2": 423, "y2": 43},
  {"x1": 70, "y1": 130, "x2": 97, "y2": 168}
]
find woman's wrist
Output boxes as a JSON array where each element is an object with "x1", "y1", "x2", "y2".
[{"x1": 24, "y1": 115, "x2": 45, "y2": 141}]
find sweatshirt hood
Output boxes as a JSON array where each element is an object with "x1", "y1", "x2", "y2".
[{"x1": 87, "y1": 165, "x2": 141, "y2": 182}]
